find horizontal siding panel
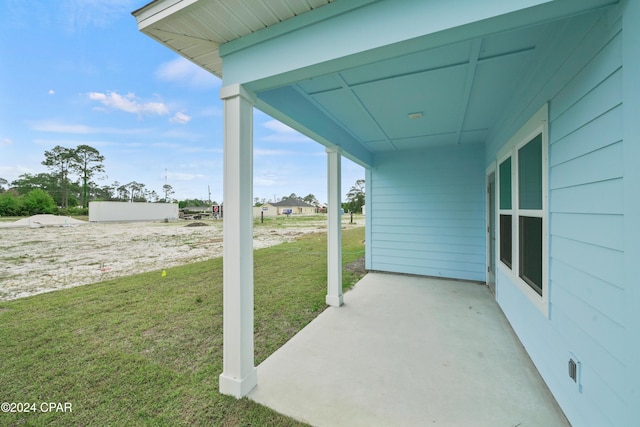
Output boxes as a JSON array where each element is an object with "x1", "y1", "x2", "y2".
[
  {"x1": 550, "y1": 31, "x2": 622, "y2": 121},
  {"x1": 550, "y1": 141, "x2": 623, "y2": 190},
  {"x1": 370, "y1": 191, "x2": 478, "y2": 203},
  {"x1": 373, "y1": 159, "x2": 480, "y2": 175},
  {"x1": 551, "y1": 309, "x2": 626, "y2": 427},
  {"x1": 550, "y1": 68, "x2": 622, "y2": 141},
  {"x1": 373, "y1": 177, "x2": 482, "y2": 192},
  {"x1": 581, "y1": 365, "x2": 626, "y2": 427},
  {"x1": 372, "y1": 217, "x2": 482, "y2": 230},
  {"x1": 372, "y1": 232, "x2": 485, "y2": 247},
  {"x1": 550, "y1": 178, "x2": 623, "y2": 214},
  {"x1": 552, "y1": 285, "x2": 624, "y2": 358},
  {"x1": 550, "y1": 105, "x2": 622, "y2": 166},
  {"x1": 372, "y1": 205, "x2": 482, "y2": 218},
  {"x1": 370, "y1": 144, "x2": 484, "y2": 281},
  {"x1": 550, "y1": 213, "x2": 623, "y2": 251},
  {"x1": 371, "y1": 224, "x2": 484, "y2": 238},
  {"x1": 371, "y1": 259, "x2": 485, "y2": 281},
  {"x1": 551, "y1": 236, "x2": 624, "y2": 288},
  {"x1": 376, "y1": 246, "x2": 485, "y2": 266},
  {"x1": 551, "y1": 258, "x2": 624, "y2": 325},
  {"x1": 372, "y1": 240, "x2": 482, "y2": 255},
  {"x1": 371, "y1": 255, "x2": 483, "y2": 270}
]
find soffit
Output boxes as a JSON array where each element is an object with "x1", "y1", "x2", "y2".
[{"x1": 133, "y1": 0, "x2": 335, "y2": 78}]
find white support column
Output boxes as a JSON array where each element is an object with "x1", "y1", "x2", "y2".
[
  {"x1": 326, "y1": 147, "x2": 343, "y2": 307},
  {"x1": 219, "y1": 83, "x2": 257, "y2": 398}
]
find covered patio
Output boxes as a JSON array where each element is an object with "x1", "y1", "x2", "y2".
[
  {"x1": 132, "y1": 1, "x2": 640, "y2": 425},
  {"x1": 249, "y1": 272, "x2": 569, "y2": 426}
]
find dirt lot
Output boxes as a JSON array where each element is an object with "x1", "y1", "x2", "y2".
[{"x1": 0, "y1": 216, "x2": 363, "y2": 301}]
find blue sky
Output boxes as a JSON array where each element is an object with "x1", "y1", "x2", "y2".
[{"x1": 0, "y1": 0, "x2": 363, "y2": 204}]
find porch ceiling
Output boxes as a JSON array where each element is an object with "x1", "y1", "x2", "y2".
[
  {"x1": 289, "y1": 28, "x2": 543, "y2": 152},
  {"x1": 134, "y1": 0, "x2": 617, "y2": 162}
]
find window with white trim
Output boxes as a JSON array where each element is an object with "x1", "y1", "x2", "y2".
[{"x1": 497, "y1": 105, "x2": 548, "y2": 315}]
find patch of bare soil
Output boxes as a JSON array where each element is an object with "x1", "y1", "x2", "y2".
[
  {"x1": 344, "y1": 255, "x2": 366, "y2": 275},
  {"x1": 0, "y1": 217, "x2": 363, "y2": 301}
]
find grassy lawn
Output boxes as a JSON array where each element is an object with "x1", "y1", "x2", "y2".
[{"x1": 0, "y1": 227, "x2": 365, "y2": 426}]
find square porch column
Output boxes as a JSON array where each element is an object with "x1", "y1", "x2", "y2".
[
  {"x1": 326, "y1": 147, "x2": 343, "y2": 307},
  {"x1": 219, "y1": 83, "x2": 257, "y2": 398}
]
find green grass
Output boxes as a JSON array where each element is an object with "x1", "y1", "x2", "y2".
[
  {"x1": 253, "y1": 213, "x2": 363, "y2": 228},
  {"x1": 0, "y1": 227, "x2": 365, "y2": 426}
]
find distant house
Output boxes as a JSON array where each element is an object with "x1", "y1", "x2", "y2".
[
  {"x1": 252, "y1": 203, "x2": 277, "y2": 218},
  {"x1": 270, "y1": 198, "x2": 317, "y2": 215},
  {"x1": 134, "y1": 1, "x2": 640, "y2": 425}
]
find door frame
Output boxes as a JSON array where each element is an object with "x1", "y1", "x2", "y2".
[{"x1": 486, "y1": 162, "x2": 497, "y2": 295}]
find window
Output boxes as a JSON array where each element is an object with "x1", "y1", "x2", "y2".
[
  {"x1": 496, "y1": 105, "x2": 548, "y2": 315},
  {"x1": 499, "y1": 157, "x2": 512, "y2": 268},
  {"x1": 518, "y1": 134, "x2": 543, "y2": 295}
]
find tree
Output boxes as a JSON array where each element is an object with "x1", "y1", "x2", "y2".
[
  {"x1": 162, "y1": 184, "x2": 174, "y2": 202},
  {"x1": 42, "y1": 145, "x2": 77, "y2": 209},
  {"x1": 0, "y1": 191, "x2": 21, "y2": 216},
  {"x1": 345, "y1": 179, "x2": 365, "y2": 213},
  {"x1": 117, "y1": 184, "x2": 129, "y2": 201},
  {"x1": 21, "y1": 188, "x2": 56, "y2": 215},
  {"x1": 73, "y1": 145, "x2": 105, "y2": 209},
  {"x1": 0, "y1": 177, "x2": 8, "y2": 193},
  {"x1": 303, "y1": 194, "x2": 319, "y2": 206},
  {"x1": 125, "y1": 181, "x2": 147, "y2": 202},
  {"x1": 11, "y1": 173, "x2": 58, "y2": 198}
]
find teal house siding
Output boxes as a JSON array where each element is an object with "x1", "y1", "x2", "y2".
[
  {"x1": 136, "y1": 0, "x2": 640, "y2": 423},
  {"x1": 487, "y1": 6, "x2": 628, "y2": 426},
  {"x1": 368, "y1": 144, "x2": 485, "y2": 282}
]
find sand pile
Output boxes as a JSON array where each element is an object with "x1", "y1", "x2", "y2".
[{"x1": 5, "y1": 214, "x2": 87, "y2": 228}]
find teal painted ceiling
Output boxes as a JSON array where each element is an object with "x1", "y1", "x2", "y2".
[
  {"x1": 134, "y1": 0, "x2": 614, "y2": 166},
  {"x1": 256, "y1": 21, "x2": 552, "y2": 159},
  {"x1": 250, "y1": 7, "x2": 602, "y2": 167}
]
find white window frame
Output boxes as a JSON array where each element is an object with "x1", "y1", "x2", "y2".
[{"x1": 496, "y1": 104, "x2": 549, "y2": 317}]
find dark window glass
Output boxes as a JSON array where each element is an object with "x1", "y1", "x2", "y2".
[
  {"x1": 519, "y1": 134, "x2": 542, "y2": 210},
  {"x1": 500, "y1": 214, "x2": 512, "y2": 268},
  {"x1": 499, "y1": 158, "x2": 512, "y2": 210},
  {"x1": 519, "y1": 216, "x2": 543, "y2": 295}
]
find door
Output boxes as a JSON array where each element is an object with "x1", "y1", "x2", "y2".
[{"x1": 487, "y1": 171, "x2": 496, "y2": 294}]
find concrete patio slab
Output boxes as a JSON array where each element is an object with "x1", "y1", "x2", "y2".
[{"x1": 249, "y1": 272, "x2": 570, "y2": 426}]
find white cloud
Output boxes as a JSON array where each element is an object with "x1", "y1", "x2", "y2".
[
  {"x1": 48, "y1": 89, "x2": 55, "y2": 95},
  {"x1": 87, "y1": 91, "x2": 169, "y2": 116},
  {"x1": 0, "y1": 164, "x2": 32, "y2": 180},
  {"x1": 260, "y1": 119, "x2": 312, "y2": 143},
  {"x1": 28, "y1": 120, "x2": 151, "y2": 135},
  {"x1": 1, "y1": 138, "x2": 13, "y2": 145},
  {"x1": 32, "y1": 139, "x2": 117, "y2": 148},
  {"x1": 170, "y1": 112, "x2": 192, "y2": 124},
  {"x1": 255, "y1": 176, "x2": 276, "y2": 187},
  {"x1": 61, "y1": 0, "x2": 138, "y2": 32},
  {"x1": 169, "y1": 172, "x2": 207, "y2": 181},
  {"x1": 155, "y1": 57, "x2": 220, "y2": 89}
]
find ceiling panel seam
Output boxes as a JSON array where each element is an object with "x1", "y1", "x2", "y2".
[
  {"x1": 456, "y1": 39, "x2": 483, "y2": 144},
  {"x1": 344, "y1": 60, "x2": 470, "y2": 90},
  {"x1": 291, "y1": 83, "x2": 385, "y2": 152},
  {"x1": 334, "y1": 73, "x2": 396, "y2": 150}
]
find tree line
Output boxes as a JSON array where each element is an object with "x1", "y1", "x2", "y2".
[
  {"x1": 0, "y1": 144, "x2": 175, "y2": 217},
  {"x1": 0, "y1": 143, "x2": 366, "y2": 217}
]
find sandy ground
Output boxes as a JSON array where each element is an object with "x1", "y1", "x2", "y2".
[{"x1": 0, "y1": 216, "x2": 362, "y2": 301}]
